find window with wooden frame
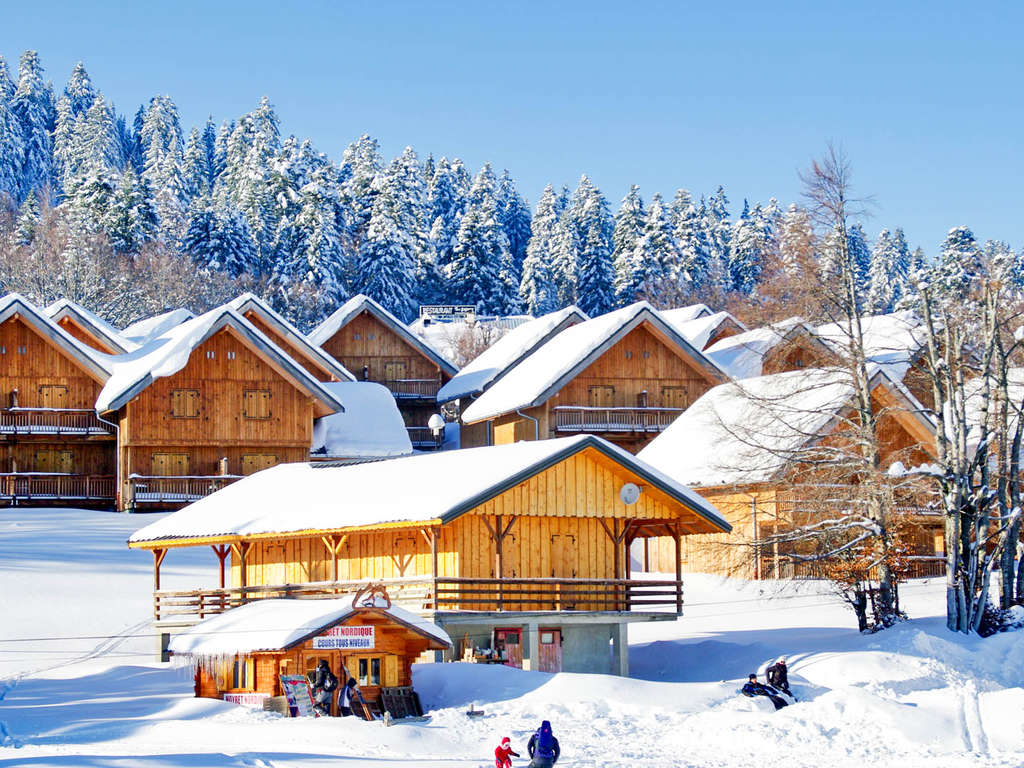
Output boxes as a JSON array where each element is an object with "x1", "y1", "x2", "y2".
[
  {"x1": 351, "y1": 654, "x2": 398, "y2": 687},
  {"x1": 170, "y1": 389, "x2": 200, "y2": 418},
  {"x1": 38, "y1": 384, "x2": 69, "y2": 409},
  {"x1": 242, "y1": 389, "x2": 272, "y2": 419},
  {"x1": 152, "y1": 453, "x2": 189, "y2": 476},
  {"x1": 588, "y1": 385, "x2": 615, "y2": 407},
  {"x1": 241, "y1": 453, "x2": 278, "y2": 475},
  {"x1": 218, "y1": 657, "x2": 255, "y2": 691}
]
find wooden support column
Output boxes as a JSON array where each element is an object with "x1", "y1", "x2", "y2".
[
  {"x1": 419, "y1": 527, "x2": 441, "y2": 609},
  {"x1": 153, "y1": 548, "x2": 167, "y2": 591},
  {"x1": 321, "y1": 534, "x2": 348, "y2": 583},
  {"x1": 230, "y1": 541, "x2": 253, "y2": 590},
  {"x1": 674, "y1": 522, "x2": 683, "y2": 616},
  {"x1": 482, "y1": 515, "x2": 517, "y2": 611},
  {"x1": 212, "y1": 544, "x2": 230, "y2": 588},
  {"x1": 599, "y1": 518, "x2": 632, "y2": 610}
]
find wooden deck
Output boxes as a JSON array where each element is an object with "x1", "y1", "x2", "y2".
[
  {"x1": 0, "y1": 408, "x2": 114, "y2": 437},
  {"x1": 151, "y1": 576, "x2": 685, "y2": 624},
  {"x1": 379, "y1": 378, "x2": 442, "y2": 400},
  {"x1": 128, "y1": 474, "x2": 243, "y2": 508},
  {"x1": 552, "y1": 405, "x2": 683, "y2": 435},
  {"x1": 0, "y1": 473, "x2": 115, "y2": 505},
  {"x1": 406, "y1": 426, "x2": 441, "y2": 449}
]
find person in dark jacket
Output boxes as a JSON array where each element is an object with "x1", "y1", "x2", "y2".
[
  {"x1": 527, "y1": 720, "x2": 560, "y2": 767},
  {"x1": 338, "y1": 677, "x2": 357, "y2": 717},
  {"x1": 741, "y1": 673, "x2": 788, "y2": 710},
  {"x1": 312, "y1": 660, "x2": 337, "y2": 716},
  {"x1": 766, "y1": 656, "x2": 791, "y2": 696}
]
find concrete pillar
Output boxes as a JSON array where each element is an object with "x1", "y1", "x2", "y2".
[
  {"x1": 611, "y1": 623, "x2": 629, "y2": 677},
  {"x1": 158, "y1": 631, "x2": 171, "y2": 663},
  {"x1": 526, "y1": 621, "x2": 540, "y2": 671}
]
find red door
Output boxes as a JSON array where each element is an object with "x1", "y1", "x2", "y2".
[
  {"x1": 537, "y1": 629, "x2": 562, "y2": 673},
  {"x1": 494, "y1": 628, "x2": 522, "y2": 669}
]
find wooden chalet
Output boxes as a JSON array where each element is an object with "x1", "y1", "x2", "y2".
[
  {"x1": 0, "y1": 294, "x2": 117, "y2": 507},
  {"x1": 704, "y1": 318, "x2": 837, "y2": 380},
  {"x1": 637, "y1": 367, "x2": 941, "y2": 580},
  {"x1": 128, "y1": 435, "x2": 730, "y2": 676},
  {"x1": 170, "y1": 587, "x2": 450, "y2": 716},
  {"x1": 45, "y1": 299, "x2": 134, "y2": 355},
  {"x1": 460, "y1": 302, "x2": 730, "y2": 453},
  {"x1": 437, "y1": 306, "x2": 589, "y2": 449},
  {"x1": 309, "y1": 295, "x2": 457, "y2": 450},
  {"x1": 661, "y1": 308, "x2": 747, "y2": 351},
  {"x1": 97, "y1": 306, "x2": 345, "y2": 510}
]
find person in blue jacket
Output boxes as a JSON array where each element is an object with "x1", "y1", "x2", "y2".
[
  {"x1": 742, "y1": 673, "x2": 788, "y2": 710},
  {"x1": 527, "y1": 720, "x2": 560, "y2": 767}
]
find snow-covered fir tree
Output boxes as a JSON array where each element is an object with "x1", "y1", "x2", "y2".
[
  {"x1": 574, "y1": 184, "x2": 615, "y2": 316},
  {"x1": 104, "y1": 167, "x2": 158, "y2": 255},
  {"x1": 670, "y1": 189, "x2": 709, "y2": 289},
  {"x1": 496, "y1": 169, "x2": 532, "y2": 276},
  {"x1": 618, "y1": 193, "x2": 676, "y2": 302},
  {"x1": 551, "y1": 175, "x2": 597, "y2": 307},
  {"x1": 0, "y1": 55, "x2": 21, "y2": 202},
  {"x1": 10, "y1": 51, "x2": 55, "y2": 202},
  {"x1": 138, "y1": 94, "x2": 187, "y2": 242},
  {"x1": 427, "y1": 157, "x2": 470, "y2": 297},
  {"x1": 728, "y1": 200, "x2": 767, "y2": 294},
  {"x1": 278, "y1": 166, "x2": 347, "y2": 306},
  {"x1": 519, "y1": 184, "x2": 560, "y2": 315},
  {"x1": 14, "y1": 190, "x2": 40, "y2": 245},
  {"x1": 611, "y1": 185, "x2": 646, "y2": 304},
  {"x1": 933, "y1": 226, "x2": 982, "y2": 299},
  {"x1": 847, "y1": 222, "x2": 871, "y2": 300},
  {"x1": 358, "y1": 176, "x2": 418, "y2": 321},
  {"x1": 386, "y1": 147, "x2": 437, "y2": 306},
  {"x1": 339, "y1": 133, "x2": 383, "y2": 250},
  {"x1": 866, "y1": 227, "x2": 911, "y2": 312},
  {"x1": 702, "y1": 185, "x2": 732, "y2": 289}
]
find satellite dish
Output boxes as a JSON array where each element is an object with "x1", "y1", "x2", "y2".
[{"x1": 619, "y1": 482, "x2": 641, "y2": 505}]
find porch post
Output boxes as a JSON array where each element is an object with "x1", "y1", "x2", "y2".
[
  {"x1": 431, "y1": 527, "x2": 439, "y2": 608},
  {"x1": 153, "y1": 548, "x2": 167, "y2": 591},
  {"x1": 674, "y1": 523, "x2": 683, "y2": 616},
  {"x1": 212, "y1": 544, "x2": 230, "y2": 588}
]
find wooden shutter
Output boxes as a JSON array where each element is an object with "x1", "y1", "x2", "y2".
[
  {"x1": 33, "y1": 449, "x2": 73, "y2": 473},
  {"x1": 242, "y1": 389, "x2": 272, "y2": 419},
  {"x1": 549, "y1": 534, "x2": 577, "y2": 578},
  {"x1": 170, "y1": 389, "x2": 200, "y2": 418},
  {"x1": 153, "y1": 453, "x2": 189, "y2": 476},
  {"x1": 38, "y1": 385, "x2": 68, "y2": 408},
  {"x1": 241, "y1": 454, "x2": 278, "y2": 475},
  {"x1": 660, "y1": 386, "x2": 689, "y2": 409},
  {"x1": 383, "y1": 655, "x2": 398, "y2": 687},
  {"x1": 588, "y1": 385, "x2": 615, "y2": 407},
  {"x1": 384, "y1": 361, "x2": 407, "y2": 381}
]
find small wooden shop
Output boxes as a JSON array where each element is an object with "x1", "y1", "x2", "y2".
[{"x1": 169, "y1": 585, "x2": 451, "y2": 718}]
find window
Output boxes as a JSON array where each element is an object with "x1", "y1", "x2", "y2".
[
  {"x1": 352, "y1": 654, "x2": 399, "y2": 687},
  {"x1": 38, "y1": 384, "x2": 69, "y2": 408},
  {"x1": 222, "y1": 657, "x2": 254, "y2": 691},
  {"x1": 242, "y1": 389, "x2": 272, "y2": 419},
  {"x1": 152, "y1": 453, "x2": 189, "y2": 476},
  {"x1": 17, "y1": 346, "x2": 27, "y2": 355},
  {"x1": 353, "y1": 333, "x2": 361, "y2": 340},
  {"x1": 226, "y1": 350, "x2": 236, "y2": 360},
  {"x1": 358, "y1": 657, "x2": 381, "y2": 686},
  {"x1": 206, "y1": 350, "x2": 215, "y2": 359},
  {"x1": 241, "y1": 454, "x2": 278, "y2": 475},
  {"x1": 624, "y1": 350, "x2": 633, "y2": 359},
  {"x1": 170, "y1": 389, "x2": 200, "y2": 418}
]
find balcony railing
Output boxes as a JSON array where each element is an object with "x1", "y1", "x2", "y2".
[
  {"x1": 759, "y1": 555, "x2": 946, "y2": 581},
  {"x1": 552, "y1": 406, "x2": 684, "y2": 434},
  {"x1": 128, "y1": 474, "x2": 243, "y2": 507},
  {"x1": 152, "y1": 576, "x2": 684, "y2": 623},
  {"x1": 0, "y1": 473, "x2": 114, "y2": 505},
  {"x1": 0, "y1": 408, "x2": 114, "y2": 436},
  {"x1": 407, "y1": 426, "x2": 441, "y2": 449},
  {"x1": 379, "y1": 378, "x2": 442, "y2": 400}
]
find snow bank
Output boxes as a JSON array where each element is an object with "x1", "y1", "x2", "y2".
[
  {"x1": 121, "y1": 307, "x2": 195, "y2": 344},
  {"x1": 312, "y1": 382, "x2": 412, "y2": 458}
]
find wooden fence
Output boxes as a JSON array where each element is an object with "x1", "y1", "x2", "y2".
[
  {"x1": 380, "y1": 378, "x2": 442, "y2": 400},
  {"x1": 552, "y1": 406, "x2": 683, "y2": 434},
  {"x1": 0, "y1": 408, "x2": 113, "y2": 436},
  {"x1": 128, "y1": 474, "x2": 242, "y2": 507}
]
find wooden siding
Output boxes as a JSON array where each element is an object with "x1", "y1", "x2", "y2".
[
  {"x1": 761, "y1": 335, "x2": 837, "y2": 376},
  {"x1": 318, "y1": 311, "x2": 447, "y2": 385},
  {"x1": 241, "y1": 311, "x2": 337, "y2": 382},
  {"x1": 55, "y1": 316, "x2": 120, "y2": 355},
  {"x1": 3, "y1": 441, "x2": 113, "y2": 474},
  {"x1": 0, "y1": 317, "x2": 104, "y2": 409}
]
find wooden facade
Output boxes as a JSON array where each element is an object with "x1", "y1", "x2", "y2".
[
  {"x1": 0, "y1": 313, "x2": 115, "y2": 506},
  {"x1": 52, "y1": 315, "x2": 122, "y2": 355}
]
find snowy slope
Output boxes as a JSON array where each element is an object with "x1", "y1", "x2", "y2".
[{"x1": 1, "y1": 508, "x2": 1022, "y2": 768}]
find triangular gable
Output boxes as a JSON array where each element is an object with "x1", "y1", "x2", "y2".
[
  {"x1": 461, "y1": 302, "x2": 729, "y2": 424},
  {"x1": 97, "y1": 307, "x2": 345, "y2": 416},
  {"x1": 308, "y1": 294, "x2": 457, "y2": 377},
  {"x1": 45, "y1": 299, "x2": 134, "y2": 355},
  {"x1": 228, "y1": 293, "x2": 355, "y2": 383},
  {"x1": 0, "y1": 293, "x2": 111, "y2": 383}
]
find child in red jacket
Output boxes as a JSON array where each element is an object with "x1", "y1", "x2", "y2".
[{"x1": 495, "y1": 736, "x2": 520, "y2": 768}]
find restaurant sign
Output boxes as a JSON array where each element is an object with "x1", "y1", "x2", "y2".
[{"x1": 312, "y1": 625, "x2": 375, "y2": 650}]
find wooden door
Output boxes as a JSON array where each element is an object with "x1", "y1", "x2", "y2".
[
  {"x1": 549, "y1": 534, "x2": 577, "y2": 578},
  {"x1": 38, "y1": 385, "x2": 68, "y2": 409},
  {"x1": 588, "y1": 385, "x2": 615, "y2": 407},
  {"x1": 152, "y1": 452, "x2": 189, "y2": 476},
  {"x1": 537, "y1": 629, "x2": 562, "y2": 673},
  {"x1": 494, "y1": 628, "x2": 522, "y2": 669}
]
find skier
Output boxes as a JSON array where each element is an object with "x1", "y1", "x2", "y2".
[
  {"x1": 495, "y1": 736, "x2": 520, "y2": 768},
  {"x1": 741, "y1": 673, "x2": 788, "y2": 710},
  {"x1": 311, "y1": 659, "x2": 337, "y2": 716},
  {"x1": 527, "y1": 720, "x2": 560, "y2": 767},
  {"x1": 338, "y1": 677, "x2": 358, "y2": 717},
  {"x1": 766, "y1": 656, "x2": 791, "y2": 696}
]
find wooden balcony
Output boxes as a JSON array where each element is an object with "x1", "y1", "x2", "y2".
[
  {"x1": 552, "y1": 406, "x2": 684, "y2": 435},
  {"x1": 0, "y1": 473, "x2": 114, "y2": 505},
  {"x1": 0, "y1": 408, "x2": 114, "y2": 437},
  {"x1": 151, "y1": 576, "x2": 684, "y2": 624},
  {"x1": 379, "y1": 378, "x2": 442, "y2": 400},
  {"x1": 407, "y1": 426, "x2": 442, "y2": 450},
  {"x1": 128, "y1": 474, "x2": 243, "y2": 508}
]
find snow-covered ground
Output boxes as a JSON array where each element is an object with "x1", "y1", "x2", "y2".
[{"x1": 1, "y1": 508, "x2": 1022, "y2": 767}]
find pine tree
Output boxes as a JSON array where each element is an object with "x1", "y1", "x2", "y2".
[
  {"x1": 575, "y1": 185, "x2": 615, "y2": 316},
  {"x1": 0, "y1": 55, "x2": 23, "y2": 202},
  {"x1": 934, "y1": 226, "x2": 982, "y2": 299},
  {"x1": 519, "y1": 184, "x2": 560, "y2": 314},
  {"x1": 619, "y1": 193, "x2": 676, "y2": 302},
  {"x1": 611, "y1": 185, "x2": 646, "y2": 304},
  {"x1": 866, "y1": 228, "x2": 911, "y2": 312},
  {"x1": 496, "y1": 169, "x2": 532, "y2": 275},
  {"x1": 357, "y1": 181, "x2": 417, "y2": 321},
  {"x1": 728, "y1": 200, "x2": 765, "y2": 294},
  {"x1": 702, "y1": 185, "x2": 731, "y2": 289},
  {"x1": 670, "y1": 189, "x2": 710, "y2": 289},
  {"x1": 14, "y1": 190, "x2": 40, "y2": 245},
  {"x1": 63, "y1": 62, "x2": 97, "y2": 117},
  {"x1": 550, "y1": 175, "x2": 595, "y2": 307},
  {"x1": 139, "y1": 94, "x2": 187, "y2": 242},
  {"x1": 280, "y1": 167, "x2": 347, "y2": 305},
  {"x1": 426, "y1": 156, "x2": 470, "y2": 294},
  {"x1": 10, "y1": 51, "x2": 55, "y2": 201},
  {"x1": 847, "y1": 222, "x2": 871, "y2": 300},
  {"x1": 105, "y1": 167, "x2": 158, "y2": 254},
  {"x1": 339, "y1": 133, "x2": 383, "y2": 249},
  {"x1": 183, "y1": 126, "x2": 211, "y2": 198},
  {"x1": 181, "y1": 196, "x2": 257, "y2": 278},
  {"x1": 983, "y1": 240, "x2": 1022, "y2": 289}
]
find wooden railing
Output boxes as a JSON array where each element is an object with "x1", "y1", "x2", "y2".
[
  {"x1": 0, "y1": 408, "x2": 113, "y2": 436},
  {"x1": 0, "y1": 473, "x2": 114, "y2": 504},
  {"x1": 552, "y1": 406, "x2": 684, "y2": 434},
  {"x1": 406, "y1": 426, "x2": 441, "y2": 449},
  {"x1": 759, "y1": 555, "x2": 946, "y2": 581},
  {"x1": 128, "y1": 474, "x2": 243, "y2": 507},
  {"x1": 152, "y1": 577, "x2": 684, "y2": 623},
  {"x1": 379, "y1": 378, "x2": 442, "y2": 400}
]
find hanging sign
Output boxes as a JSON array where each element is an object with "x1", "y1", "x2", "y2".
[
  {"x1": 280, "y1": 674, "x2": 317, "y2": 717},
  {"x1": 312, "y1": 625, "x2": 376, "y2": 650}
]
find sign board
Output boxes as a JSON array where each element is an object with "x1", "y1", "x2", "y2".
[
  {"x1": 312, "y1": 625, "x2": 375, "y2": 650},
  {"x1": 222, "y1": 692, "x2": 269, "y2": 708},
  {"x1": 419, "y1": 305, "x2": 476, "y2": 321},
  {"x1": 279, "y1": 674, "x2": 317, "y2": 718}
]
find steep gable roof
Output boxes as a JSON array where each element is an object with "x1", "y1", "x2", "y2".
[
  {"x1": 436, "y1": 306, "x2": 589, "y2": 404},
  {"x1": 705, "y1": 317, "x2": 827, "y2": 379},
  {"x1": 96, "y1": 306, "x2": 345, "y2": 416},
  {"x1": 662, "y1": 303, "x2": 713, "y2": 323},
  {"x1": 815, "y1": 311, "x2": 926, "y2": 380},
  {"x1": 662, "y1": 309, "x2": 747, "y2": 350},
  {"x1": 228, "y1": 292, "x2": 355, "y2": 382},
  {"x1": 0, "y1": 293, "x2": 111, "y2": 383},
  {"x1": 44, "y1": 299, "x2": 135, "y2": 354},
  {"x1": 308, "y1": 294, "x2": 457, "y2": 377},
  {"x1": 461, "y1": 301, "x2": 729, "y2": 424},
  {"x1": 128, "y1": 434, "x2": 730, "y2": 545}
]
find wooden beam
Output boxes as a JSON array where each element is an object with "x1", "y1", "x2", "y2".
[
  {"x1": 153, "y1": 548, "x2": 167, "y2": 591},
  {"x1": 230, "y1": 541, "x2": 252, "y2": 588},
  {"x1": 211, "y1": 544, "x2": 230, "y2": 588},
  {"x1": 674, "y1": 522, "x2": 683, "y2": 616}
]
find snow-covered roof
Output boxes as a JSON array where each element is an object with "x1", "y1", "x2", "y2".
[
  {"x1": 128, "y1": 434, "x2": 729, "y2": 544},
  {"x1": 436, "y1": 306, "x2": 589, "y2": 404},
  {"x1": 409, "y1": 314, "x2": 536, "y2": 368},
  {"x1": 815, "y1": 311, "x2": 926, "y2": 381},
  {"x1": 661, "y1": 303, "x2": 713, "y2": 323},
  {"x1": 661, "y1": 310, "x2": 747, "y2": 351},
  {"x1": 704, "y1": 318, "x2": 820, "y2": 380},
  {"x1": 308, "y1": 295, "x2": 457, "y2": 377},
  {"x1": 121, "y1": 308, "x2": 195, "y2": 344},
  {"x1": 228, "y1": 293, "x2": 355, "y2": 382},
  {"x1": 639, "y1": 366, "x2": 934, "y2": 488},
  {"x1": 461, "y1": 302, "x2": 728, "y2": 424},
  {"x1": 44, "y1": 299, "x2": 136, "y2": 354},
  {"x1": 96, "y1": 306, "x2": 345, "y2": 416},
  {"x1": 0, "y1": 293, "x2": 112, "y2": 382},
  {"x1": 168, "y1": 596, "x2": 451, "y2": 657},
  {"x1": 312, "y1": 382, "x2": 413, "y2": 458}
]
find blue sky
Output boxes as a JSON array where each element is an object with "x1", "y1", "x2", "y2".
[{"x1": 4, "y1": 1, "x2": 1022, "y2": 252}]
